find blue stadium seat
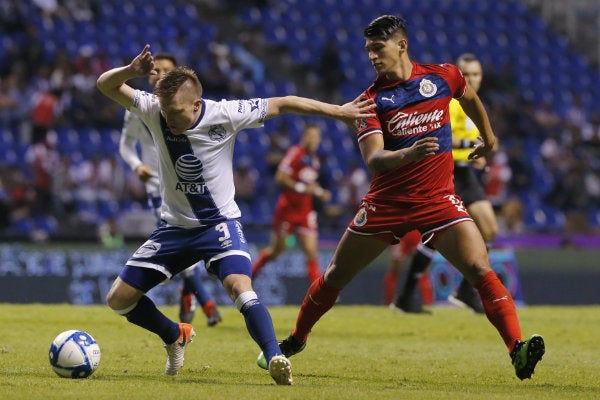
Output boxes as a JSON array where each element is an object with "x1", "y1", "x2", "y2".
[
  {"x1": 78, "y1": 129, "x2": 103, "y2": 158},
  {"x1": 34, "y1": 215, "x2": 58, "y2": 234},
  {"x1": 5, "y1": 0, "x2": 598, "y2": 235},
  {"x1": 0, "y1": 129, "x2": 15, "y2": 148},
  {"x1": 101, "y1": 129, "x2": 121, "y2": 156},
  {"x1": 97, "y1": 199, "x2": 119, "y2": 221},
  {"x1": 6, "y1": 217, "x2": 34, "y2": 237},
  {"x1": 250, "y1": 198, "x2": 274, "y2": 226},
  {"x1": 237, "y1": 200, "x2": 254, "y2": 224},
  {"x1": 56, "y1": 128, "x2": 80, "y2": 155}
]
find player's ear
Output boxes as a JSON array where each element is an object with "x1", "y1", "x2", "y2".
[{"x1": 397, "y1": 38, "x2": 408, "y2": 52}]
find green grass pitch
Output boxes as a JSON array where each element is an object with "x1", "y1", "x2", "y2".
[{"x1": 0, "y1": 304, "x2": 598, "y2": 399}]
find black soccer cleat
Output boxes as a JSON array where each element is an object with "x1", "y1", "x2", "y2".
[{"x1": 511, "y1": 334, "x2": 545, "y2": 380}]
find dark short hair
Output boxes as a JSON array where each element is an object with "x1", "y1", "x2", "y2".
[
  {"x1": 154, "y1": 52, "x2": 177, "y2": 66},
  {"x1": 154, "y1": 66, "x2": 203, "y2": 100},
  {"x1": 456, "y1": 53, "x2": 479, "y2": 64},
  {"x1": 364, "y1": 15, "x2": 407, "y2": 40}
]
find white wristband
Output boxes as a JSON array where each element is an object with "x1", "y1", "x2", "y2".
[
  {"x1": 294, "y1": 182, "x2": 307, "y2": 193},
  {"x1": 314, "y1": 187, "x2": 324, "y2": 197}
]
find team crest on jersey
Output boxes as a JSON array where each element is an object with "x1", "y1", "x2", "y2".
[
  {"x1": 133, "y1": 240, "x2": 161, "y2": 258},
  {"x1": 419, "y1": 79, "x2": 437, "y2": 98},
  {"x1": 208, "y1": 124, "x2": 226, "y2": 142},
  {"x1": 355, "y1": 118, "x2": 367, "y2": 130},
  {"x1": 353, "y1": 207, "x2": 368, "y2": 227}
]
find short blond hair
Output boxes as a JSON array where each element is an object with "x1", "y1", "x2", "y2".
[{"x1": 154, "y1": 66, "x2": 203, "y2": 101}]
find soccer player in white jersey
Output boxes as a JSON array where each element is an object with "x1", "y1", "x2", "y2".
[
  {"x1": 119, "y1": 52, "x2": 221, "y2": 327},
  {"x1": 97, "y1": 44, "x2": 375, "y2": 385}
]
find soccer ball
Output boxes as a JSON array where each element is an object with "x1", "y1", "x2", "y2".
[{"x1": 49, "y1": 330, "x2": 101, "y2": 378}]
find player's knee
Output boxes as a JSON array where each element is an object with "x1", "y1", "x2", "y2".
[
  {"x1": 222, "y1": 273, "x2": 252, "y2": 300},
  {"x1": 480, "y1": 223, "x2": 499, "y2": 243},
  {"x1": 106, "y1": 285, "x2": 137, "y2": 313},
  {"x1": 106, "y1": 289, "x2": 123, "y2": 312},
  {"x1": 462, "y1": 261, "x2": 492, "y2": 284},
  {"x1": 323, "y1": 264, "x2": 350, "y2": 289},
  {"x1": 106, "y1": 292, "x2": 125, "y2": 313}
]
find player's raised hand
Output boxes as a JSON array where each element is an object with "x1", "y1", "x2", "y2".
[
  {"x1": 339, "y1": 95, "x2": 376, "y2": 121},
  {"x1": 129, "y1": 44, "x2": 156, "y2": 77},
  {"x1": 468, "y1": 135, "x2": 495, "y2": 160}
]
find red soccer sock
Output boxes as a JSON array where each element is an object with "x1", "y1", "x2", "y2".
[
  {"x1": 475, "y1": 270, "x2": 522, "y2": 353},
  {"x1": 306, "y1": 259, "x2": 321, "y2": 283},
  {"x1": 383, "y1": 271, "x2": 398, "y2": 305},
  {"x1": 291, "y1": 275, "x2": 340, "y2": 344},
  {"x1": 251, "y1": 249, "x2": 270, "y2": 278}
]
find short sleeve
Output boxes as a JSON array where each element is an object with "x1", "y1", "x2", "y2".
[
  {"x1": 224, "y1": 98, "x2": 269, "y2": 132},
  {"x1": 446, "y1": 64, "x2": 467, "y2": 99},
  {"x1": 355, "y1": 90, "x2": 382, "y2": 143}
]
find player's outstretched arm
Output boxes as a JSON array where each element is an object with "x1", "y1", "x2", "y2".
[
  {"x1": 97, "y1": 44, "x2": 157, "y2": 109},
  {"x1": 265, "y1": 95, "x2": 375, "y2": 122}
]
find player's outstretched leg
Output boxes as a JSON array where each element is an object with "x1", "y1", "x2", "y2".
[
  {"x1": 511, "y1": 334, "x2": 545, "y2": 380},
  {"x1": 235, "y1": 290, "x2": 293, "y2": 383}
]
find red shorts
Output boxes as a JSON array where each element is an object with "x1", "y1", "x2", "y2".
[
  {"x1": 272, "y1": 206, "x2": 318, "y2": 237},
  {"x1": 348, "y1": 193, "x2": 472, "y2": 244}
]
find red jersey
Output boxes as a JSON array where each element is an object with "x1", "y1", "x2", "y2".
[
  {"x1": 276, "y1": 144, "x2": 320, "y2": 214},
  {"x1": 356, "y1": 61, "x2": 467, "y2": 201}
]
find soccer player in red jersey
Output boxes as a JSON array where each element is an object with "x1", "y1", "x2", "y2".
[
  {"x1": 257, "y1": 15, "x2": 544, "y2": 380},
  {"x1": 392, "y1": 53, "x2": 499, "y2": 314},
  {"x1": 252, "y1": 123, "x2": 331, "y2": 283}
]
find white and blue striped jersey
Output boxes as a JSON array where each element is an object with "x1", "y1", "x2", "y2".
[
  {"x1": 120, "y1": 110, "x2": 160, "y2": 198},
  {"x1": 129, "y1": 90, "x2": 268, "y2": 228}
]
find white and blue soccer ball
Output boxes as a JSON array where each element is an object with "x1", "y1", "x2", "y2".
[{"x1": 49, "y1": 330, "x2": 101, "y2": 378}]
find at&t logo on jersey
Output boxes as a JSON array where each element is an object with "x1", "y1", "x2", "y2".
[
  {"x1": 176, "y1": 155, "x2": 203, "y2": 180},
  {"x1": 175, "y1": 154, "x2": 207, "y2": 194}
]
